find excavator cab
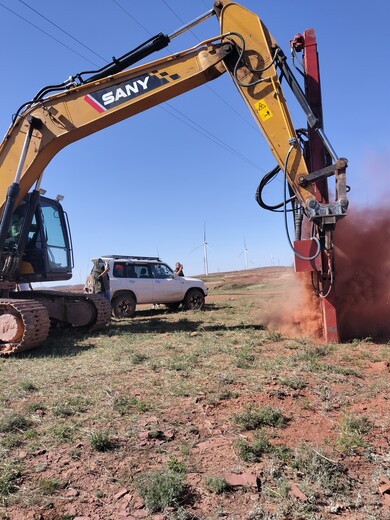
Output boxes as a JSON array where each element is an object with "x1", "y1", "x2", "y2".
[{"x1": 3, "y1": 195, "x2": 73, "y2": 283}]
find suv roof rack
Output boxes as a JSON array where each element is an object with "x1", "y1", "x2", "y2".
[{"x1": 102, "y1": 255, "x2": 161, "y2": 261}]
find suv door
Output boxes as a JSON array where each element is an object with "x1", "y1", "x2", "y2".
[
  {"x1": 110, "y1": 262, "x2": 154, "y2": 303},
  {"x1": 131, "y1": 263, "x2": 154, "y2": 303},
  {"x1": 151, "y1": 263, "x2": 183, "y2": 302}
]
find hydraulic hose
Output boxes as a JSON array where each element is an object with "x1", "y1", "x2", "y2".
[
  {"x1": 255, "y1": 164, "x2": 295, "y2": 212},
  {"x1": 282, "y1": 142, "x2": 321, "y2": 262}
]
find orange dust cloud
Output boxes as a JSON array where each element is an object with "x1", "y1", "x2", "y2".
[
  {"x1": 264, "y1": 205, "x2": 390, "y2": 342},
  {"x1": 263, "y1": 272, "x2": 323, "y2": 341},
  {"x1": 334, "y1": 207, "x2": 390, "y2": 341}
]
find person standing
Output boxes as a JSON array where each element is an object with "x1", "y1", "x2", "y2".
[
  {"x1": 93, "y1": 259, "x2": 110, "y2": 301},
  {"x1": 99, "y1": 262, "x2": 110, "y2": 301},
  {"x1": 175, "y1": 262, "x2": 184, "y2": 277}
]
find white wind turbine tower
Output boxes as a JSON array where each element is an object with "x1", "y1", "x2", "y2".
[
  {"x1": 240, "y1": 237, "x2": 249, "y2": 270},
  {"x1": 188, "y1": 223, "x2": 209, "y2": 275},
  {"x1": 202, "y1": 224, "x2": 209, "y2": 275}
]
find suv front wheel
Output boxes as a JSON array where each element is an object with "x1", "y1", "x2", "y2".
[
  {"x1": 112, "y1": 293, "x2": 136, "y2": 318},
  {"x1": 183, "y1": 289, "x2": 205, "y2": 310}
]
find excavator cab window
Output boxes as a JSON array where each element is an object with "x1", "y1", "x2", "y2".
[
  {"x1": 40, "y1": 200, "x2": 70, "y2": 271},
  {"x1": 20, "y1": 196, "x2": 73, "y2": 282}
]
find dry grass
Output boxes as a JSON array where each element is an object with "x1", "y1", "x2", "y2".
[{"x1": 0, "y1": 267, "x2": 389, "y2": 519}]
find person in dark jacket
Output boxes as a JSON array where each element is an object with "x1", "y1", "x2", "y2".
[
  {"x1": 175, "y1": 262, "x2": 184, "y2": 277},
  {"x1": 93, "y1": 259, "x2": 110, "y2": 301}
]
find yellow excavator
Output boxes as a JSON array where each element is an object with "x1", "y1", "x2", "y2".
[{"x1": 0, "y1": 0, "x2": 348, "y2": 353}]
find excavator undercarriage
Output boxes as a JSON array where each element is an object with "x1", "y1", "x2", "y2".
[{"x1": 0, "y1": 288, "x2": 111, "y2": 354}]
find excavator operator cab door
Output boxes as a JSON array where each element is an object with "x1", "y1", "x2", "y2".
[{"x1": 19, "y1": 195, "x2": 73, "y2": 283}]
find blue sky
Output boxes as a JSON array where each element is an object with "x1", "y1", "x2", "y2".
[{"x1": 0, "y1": 0, "x2": 388, "y2": 283}]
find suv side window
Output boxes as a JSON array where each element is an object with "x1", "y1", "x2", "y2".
[
  {"x1": 113, "y1": 263, "x2": 126, "y2": 277},
  {"x1": 136, "y1": 264, "x2": 150, "y2": 278},
  {"x1": 151, "y1": 263, "x2": 174, "y2": 279},
  {"x1": 113, "y1": 263, "x2": 148, "y2": 279},
  {"x1": 125, "y1": 263, "x2": 138, "y2": 278}
]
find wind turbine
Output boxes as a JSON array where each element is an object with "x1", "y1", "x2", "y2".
[
  {"x1": 188, "y1": 223, "x2": 209, "y2": 275},
  {"x1": 202, "y1": 224, "x2": 209, "y2": 275},
  {"x1": 239, "y1": 237, "x2": 249, "y2": 270}
]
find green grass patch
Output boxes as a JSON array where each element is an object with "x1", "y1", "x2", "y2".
[
  {"x1": 52, "y1": 396, "x2": 90, "y2": 418},
  {"x1": 233, "y1": 405, "x2": 286, "y2": 430},
  {"x1": 204, "y1": 475, "x2": 229, "y2": 494},
  {"x1": 0, "y1": 413, "x2": 32, "y2": 433},
  {"x1": 19, "y1": 381, "x2": 38, "y2": 392},
  {"x1": 279, "y1": 376, "x2": 307, "y2": 390},
  {"x1": 291, "y1": 446, "x2": 348, "y2": 495},
  {"x1": 236, "y1": 430, "x2": 270, "y2": 462},
  {"x1": 38, "y1": 478, "x2": 61, "y2": 495},
  {"x1": 113, "y1": 396, "x2": 150, "y2": 415},
  {"x1": 135, "y1": 469, "x2": 186, "y2": 513},
  {"x1": 336, "y1": 415, "x2": 373, "y2": 454},
  {"x1": 88, "y1": 430, "x2": 115, "y2": 452},
  {"x1": 0, "y1": 460, "x2": 22, "y2": 505}
]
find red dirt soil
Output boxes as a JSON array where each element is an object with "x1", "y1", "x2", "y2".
[{"x1": 2, "y1": 267, "x2": 390, "y2": 520}]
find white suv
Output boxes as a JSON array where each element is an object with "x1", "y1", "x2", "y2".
[{"x1": 85, "y1": 255, "x2": 208, "y2": 318}]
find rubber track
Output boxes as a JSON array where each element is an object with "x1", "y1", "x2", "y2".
[
  {"x1": 82, "y1": 293, "x2": 112, "y2": 330},
  {"x1": 0, "y1": 299, "x2": 51, "y2": 355}
]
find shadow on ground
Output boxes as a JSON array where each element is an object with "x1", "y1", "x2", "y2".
[{"x1": 13, "y1": 304, "x2": 265, "y2": 358}]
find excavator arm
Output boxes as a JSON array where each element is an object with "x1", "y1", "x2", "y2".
[{"x1": 216, "y1": 2, "x2": 348, "y2": 223}]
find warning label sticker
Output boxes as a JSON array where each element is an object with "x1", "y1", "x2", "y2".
[{"x1": 254, "y1": 99, "x2": 273, "y2": 121}]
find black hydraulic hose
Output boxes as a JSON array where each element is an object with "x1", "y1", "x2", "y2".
[
  {"x1": 13, "y1": 32, "x2": 172, "y2": 122},
  {"x1": 282, "y1": 142, "x2": 321, "y2": 262},
  {"x1": 255, "y1": 164, "x2": 295, "y2": 212},
  {"x1": 223, "y1": 32, "x2": 279, "y2": 88},
  {"x1": 33, "y1": 33, "x2": 171, "y2": 100},
  {"x1": 33, "y1": 82, "x2": 71, "y2": 101},
  {"x1": 0, "y1": 182, "x2": 20, "y2": 255},
  {"x1": 77, "y1": 32, "x2": 170, "y2": 84},
  {"x1": 12, "y1": 101, "x2": 37, "y2": 123}
]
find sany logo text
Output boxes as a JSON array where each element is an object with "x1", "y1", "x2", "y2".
[{"x1": 102, "y1": 77, "x2": 150, "y2": 106}]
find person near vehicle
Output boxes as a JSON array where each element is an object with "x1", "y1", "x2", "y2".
[
  {"x1": 93, "y1": 259, "x2": 110, "y2": 301},
  {"x1": 175, "y1": 262, "x2": 184, "y2": 277}
]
